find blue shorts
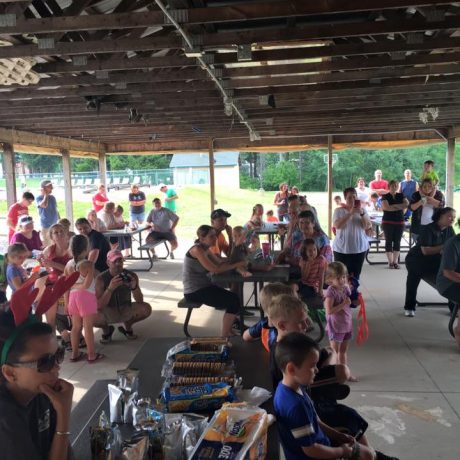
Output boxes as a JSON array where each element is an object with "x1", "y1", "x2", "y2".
[
  {"x1": 130, "y1": 212, "x2": 145, "y2": 223},
  {"x1": 328, "y1": 331, "x2": 352, "y2": 343}
]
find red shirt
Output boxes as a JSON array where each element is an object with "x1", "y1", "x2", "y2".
[
  {"x1": 92, "y1": 192, "x2": 109, "y2": 212},
  {"x1": 369, "y1": 179, "x2": 389, "y2": 196},
  {"x1": 7, "y1": 203, "x2": 28, "y2": 242}
]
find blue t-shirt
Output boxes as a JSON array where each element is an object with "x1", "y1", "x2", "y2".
[
  {"x1": 274, "y1": 383, "x2": 330, "y2": 460},
  {"x1": 6, "y1": 265, "x2": 27, "y2": 291},
  {"x1": 36, "y1": 194, "x2": 58, "y2": 229},
  {"x1": 400, "y1": 179, "x2": 417, "y2": 201},
  {"x1": 248, "y1": 318, "x2": 278, "y2": 346}
]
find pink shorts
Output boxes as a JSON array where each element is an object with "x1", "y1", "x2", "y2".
[{"x1": 68, "y1": 290, "x2": 98, "y2": 317}]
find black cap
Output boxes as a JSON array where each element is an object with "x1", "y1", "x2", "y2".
[{"x1": 211, "y1": 208, "x2": 231, "y2": 220}]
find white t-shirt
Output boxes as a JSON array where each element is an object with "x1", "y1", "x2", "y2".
[
  {"x1": 420, "y1": 203, "x2": 434, "y2": 226},
  {"x1": 332, "y1": 207, "x2": 370, "y2": 254},
  {"x1": 355, "y1": 187, "x2": 369, "y2": 203}
]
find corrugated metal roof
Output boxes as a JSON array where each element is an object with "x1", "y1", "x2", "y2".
[{"x1": 169, "y1": 152, "x2": 239, "y2": 168}]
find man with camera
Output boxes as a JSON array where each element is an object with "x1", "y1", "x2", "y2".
[{"x1": 94, "y1": 249, "x2": 152, "y2": 343}]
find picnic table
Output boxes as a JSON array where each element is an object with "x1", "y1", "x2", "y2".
[
  {"x1": 70, "y1": 337, "x2": 279, "y2": 459},
  {"x1": 254, "y1": 222, "x2": 286, "y2": 251},
  {"x1": 211, "y1": 266, "x2": 290, "y2": 330},
  {"x1": 102, "y1": 225, "x2": 156, "y2": 271}
]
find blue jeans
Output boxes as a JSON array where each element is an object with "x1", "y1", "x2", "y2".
[{"x1": 130, "y1": 212, "x2": 145, "y2": 223}]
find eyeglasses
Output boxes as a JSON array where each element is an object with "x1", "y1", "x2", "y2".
[{"x1": 10, "y1": 347, "x2": 65, "y2": 373}]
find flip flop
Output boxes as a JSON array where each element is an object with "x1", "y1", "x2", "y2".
[
  {"x1": 70, "y1": 352, "x2": 87, "y2": 363},
  {"x1": 87, "y1": 353, "x2": 105, "y2": 363},
  {"x1": 118, "y1": 326, "x2": 138, "y2": 340}
]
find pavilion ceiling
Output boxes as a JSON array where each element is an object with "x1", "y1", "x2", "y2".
[{"x1": 1, "y1": 0, "x2": 460, "y2": 153}]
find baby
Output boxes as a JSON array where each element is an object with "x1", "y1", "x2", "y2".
[{"x1": 228, "y1": 226, "x2": 252, "y2": 277}]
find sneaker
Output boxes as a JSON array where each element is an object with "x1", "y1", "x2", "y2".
[
  {"x1": 100, "y1": 325, "x2": 115, "y2": 344},
  {"x1": 170, "y1": 252, "x2": 175, "y2": 260},
  {"x1": 404, "y1": 310, "x2": 415, "y2": 317}
]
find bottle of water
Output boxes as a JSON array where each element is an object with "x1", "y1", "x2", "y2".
[{"x1": 124, "y1": 223, "x2": 129, "y2": 233}]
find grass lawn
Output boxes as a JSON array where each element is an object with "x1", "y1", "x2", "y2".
[{"x1": 1, "y1": 185, "x2": 460, "y2": 241}]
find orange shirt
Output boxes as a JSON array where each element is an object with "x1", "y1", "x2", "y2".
[
  {"x1": 267, "y1": 215, "x2": 279, "y2": 223},
  {"x1": 209, "y1": 232, "x2": 230, "y2": 256}
]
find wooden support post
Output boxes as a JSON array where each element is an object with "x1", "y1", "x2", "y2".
[
  {"x1": 98, "y1": 152, "x2": 107, "y2": 186},
  {"x1": 209, "y1": 139, "x2": 216, "y2": 212},
  {"x1": 327, "y1": 135, "x2": 333, "y2": 238},
  {"x1": 446, "y1": 137, "x2": 455, "y2": 207},
  {"x1": 2, "y1": 143, "x2": 17, "y2": 208},
  {"x1": 61, "y1": 149, "x2": 74, "y2": 227}
]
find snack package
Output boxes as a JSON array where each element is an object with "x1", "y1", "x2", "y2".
[
  {"x1": 166, "y1": 340, "x2": 230, "y2": 363},
  {"x1": 162, "y1": 382, "x2": 234, "y2": 413},
  {"x1": 90, "y1": 411, "x2": 123, "y2": 460},
  {"x1": 169, "y1": 376, "x2": 236, "y2": 387},
  {"x1": 117, "y1": 368, "x2": 140, "y2": 393},
  {"x1": 189, "y1": 404, "x2": 268, "y2": 460}
]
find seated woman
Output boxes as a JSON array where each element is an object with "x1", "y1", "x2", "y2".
[
  {"x1": 246, "y1": 204, "x2": 264, "y2": 230},
  {"x1": 0, "y1": 309, "x2": 73, "y2": 460},
  {"x1": 436, "y1": 227, "x2": 460, "y2": 348},
  {"x1": 10, "y1": 215, "x2": 43, "y2": 256},
  {"x1": 86, "y1": 209, "x2": 107, "y2": 233},
  {"x1": 183, "y1": 225, "x2": 247, "y2": 337},
  {"x1": 278, "y1": 211, "x2": 332, "y2": 276},
  {"x1": 404, "y1": 207, "x2": 456, "y2": 317}
]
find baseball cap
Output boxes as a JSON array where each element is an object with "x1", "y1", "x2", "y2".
[
  {"x1": 158, "y1": 183, "x2": 167, "y2": 189},
  {"x1": 18, "y1": 215, "x2": 33, "y2": 225},
  {"x1": 40, "y1": 179, "x2": 52, "y2": 188},
  {"x1": 211, "y1": 208, "x2": 231, "y2": 220},
  {"x1": 107, "y1": 249, "x2": 123, "y2": 263}
]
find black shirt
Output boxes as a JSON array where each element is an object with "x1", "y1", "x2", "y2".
[
  {"x1": 408, "y1": 222, "x2": 455, "y2": 259},
  {"x1": 0, "y1": 386, "x2": 56, "y2": 460},
  {"x1": 88, "y1": 229, "x2": 110, "y2": 272},
  {"x1": 129, "y1": 191, "x2": 146, "y2": 215},
  {"x1": 381, "y1": 192, "x2": 405, "y2": 224}
]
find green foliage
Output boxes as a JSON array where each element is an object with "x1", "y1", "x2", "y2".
[
  {"x1": 262, "y1": 160, "x2": 298, "y2": 190},
  {"x1": 16, "y1": 153, "x2": 62, "y2": 173},
  {"x1": 239, "y1": 172, "x2": 260, "y2": 189},
  {"x1": 71, "y1": 158, "x2": 98, "y2": 172},
  {"x1": 107, "y1": 154, "x2": 171, "y2": 171}
]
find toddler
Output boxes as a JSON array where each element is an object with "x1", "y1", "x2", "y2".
[
  {"x1": 324, "y1": 262, "x2": 357, "y2": 382},
  {"x1": 229, "y1": 226, "x2": 252, "y2": 277},
  {"x1": 242, "y1": 282, "x2": 295, "y2": 351},
  {"x1": 5, "y1": 243, "x2": 40, "y2": 292},
  {"x1": 266, "y1": 209, "x2": 279, "y2": 223},
  {"x1": 421, "y1": 159, "x2": 439, "y2": 186},
  {"x1": 65, "y1": 234, "x2": 104, "y2": 363},
  {"x1": 298, "y1": 239, "x2": 327, "y2": 302}
]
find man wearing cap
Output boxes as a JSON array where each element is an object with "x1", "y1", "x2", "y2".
[
  {"x1": 159, "y1": 183, "x2": 178, "y2": 213},
  {"x1": 36, "y1": 180, "x2": 59, "y2": 246},
  {"x1": 6, "y1": 191, "x2": 35, "y2": 243},
  {"x1": 94, "y1": 249, "x2": 152, "y2": 343},
  {"x1": 210, "y1": 209, "x2": 233, "y2": 257},
  {"x1": 75, "y1": 217, "x2": 111, "y2": 273},
  {"x1": 146, "y1": 198, "x2": 179, "y2": 259}
]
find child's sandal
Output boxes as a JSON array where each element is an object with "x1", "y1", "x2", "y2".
[{"x1": 87, "y1": 353, "x2": 105, "y2": 363}]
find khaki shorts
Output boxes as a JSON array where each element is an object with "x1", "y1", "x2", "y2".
[{"x1": 101, "y1": 304, "x2": 134, "y2": 324}]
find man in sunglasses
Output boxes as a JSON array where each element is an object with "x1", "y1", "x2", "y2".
[
  {"x1": 94, "y1": 250, "x2": 152, "y2": 343},
  {"x1": 6, "y1": 191, "x2": 35, "y2": 243}
]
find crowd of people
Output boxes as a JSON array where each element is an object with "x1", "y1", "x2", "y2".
[{"x1": 1, "y1": 160, "x2": 459, "y2": 460}]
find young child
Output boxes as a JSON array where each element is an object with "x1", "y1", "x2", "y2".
[
  {"x1": 114, "y1": 205, "x2": 132, "y2": 257},
  {"x1": 229, "y1": 226, "x2": 252, "y2": 277},
  {"x1": 57, "y1": 218, "x2": 75, "y2": 238},
  {"x1": 334, "y1": 195, "x2": 343, "y2": 207},
  {"x1": 266, "y1": 209, "x2": 279, "y2": 223},
  {"x1": 5, "y1": 243, "x2": 29, "y2": 292},
  {"x1": 298, "y1": 239, "x2": 328, "y2": 302},
  {"x1": 268, "y1": 295, "x2": 376, "y2": 446},
  {"x1": 366, "y1": 192, "x2": 381, "y2": 212},
  {"x1": 421, "y1": 159, "x2": 439, "y2": 186},
  {"x1": 242, "y1": 282, "x2": 295, "y2": 351},
  {"x1": 324, "y1": 262, "x2": 357, "y2": 382},
  {"x1": 65, "y1": 235, "x2": 103, "y2": 363},
  {"x1": 274, "y1": 332, "x2": 398, "y2": 460}
]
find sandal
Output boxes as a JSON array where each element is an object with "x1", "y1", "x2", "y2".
[
  {"x1": 70, "y1": 352, "x2": 87, "y2": 363},
  {"x1": 100, "y1": 325, "x2": 115, "y2": 344},
  {"x1": 118, "y1": 326, "x2": 138, "y2": 340},
  {"x1": 87, "y1": 353, "x2": 105, "y2": 363},
  {"x1": 393, "y1": 263, "x2": 400, "y2": 269}
]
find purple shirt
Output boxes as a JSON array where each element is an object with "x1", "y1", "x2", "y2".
[
  {"x1": 325, "y1": 285, "x2": 352, "y2": 334},
  {"x1": 10, "y1": 230, "x2": 42, "y2": 252}
]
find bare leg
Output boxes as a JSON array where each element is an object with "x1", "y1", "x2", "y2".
[
  {"x1": 45, "y1": 302, "x2": 58, "y2": 332},
  {"x1": 92, "y1": 311, "x2": 110, "y2": 334},
  {"x1": 83, "y1": 315, "x2": 96, "y2": 360},
  {"x1": 124, "y1": 302, "x2": 152, "y2": 331},
  {"x1": 454, "y1": 315, "x2": 460, "y2": 348},
  {"x1": 222, "y1": 312, "x2": 238, "y2": 337},
  {"x1": 385, "y1": 252, "x2": 393, "y2": 266},
  {"x1": 338, "y1": 340, "x2": 358, "y2": 381},
  {"x1": 70, "y1": 315, "x2": 83, "y2": 360},
  {"x1": 393, "y1": 250, "x2": 400, "y2": 267}
]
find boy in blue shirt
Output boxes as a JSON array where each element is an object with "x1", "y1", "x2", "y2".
[{"x1": 274, "y1": 333, "x2": 398, "y2": 460}]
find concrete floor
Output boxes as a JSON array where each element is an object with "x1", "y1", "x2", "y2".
[{"x1": 60, "y1": 244, "x2": 460, "y2": 460}]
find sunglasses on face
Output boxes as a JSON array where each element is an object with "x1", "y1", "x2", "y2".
[
  {"x1": 10, "y1": 347, "x2": 65, "y2": 373},
  {"x1": 20, "y1": 216, "x2": 33, "y2": 223}
]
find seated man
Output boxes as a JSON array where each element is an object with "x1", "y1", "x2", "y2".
[
  {"x1": 146, "y1": 197, "x2": 179, "y2": 259},
  {"x1": 94, "y1": 249, "x2": 152, "y2": 343}
]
